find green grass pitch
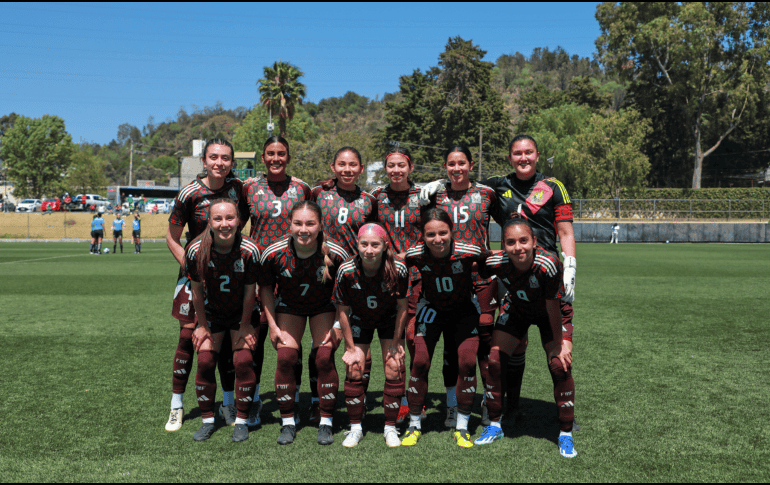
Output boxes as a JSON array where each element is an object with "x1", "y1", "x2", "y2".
[{"x1": 0, "y1": 241, "x2": 768, "y2": 482}]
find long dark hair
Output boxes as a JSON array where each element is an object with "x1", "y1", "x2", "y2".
[
  {"x1": 289, "y1": 200, "x2": 334, "y2": 283},
  {"x1": 200, "y1": 137, "x2": 236, "y2": 178},
  {"x1": 261, "y1": 136, "x2": 290, "y2": 156},
  {"x1": 192, "y1": 198, "x2": 240, "y2": 293},
  {"x1": 502, "y1": 215, "x2": 534, "y2": 239},
  {"x1": 419, "y1": 207, "x2": 454, "y2": 233},
  {"x1": 317, "y1": 146, "x2": 363, "y2": 190}
]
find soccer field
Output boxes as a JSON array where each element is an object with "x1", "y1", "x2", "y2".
[{"x1": 0, "y1": 242, "x2": 768, "y2": 482}]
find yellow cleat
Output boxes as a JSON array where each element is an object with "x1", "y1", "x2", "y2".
[
  {"x1": 401, "y1": 427, "x2": 422, "y2": 446},
  {"x1": 453, "y1": 429, "x2": 474, "y2": 448}
]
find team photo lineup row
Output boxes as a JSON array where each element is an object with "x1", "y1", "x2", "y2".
[{"x1": 163, "y1": 134, "x2": 578, "y2": 457}]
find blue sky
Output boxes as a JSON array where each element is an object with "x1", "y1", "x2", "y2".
[{"x1": 1, "y1": 2, "x2": 601, "y2": 146}]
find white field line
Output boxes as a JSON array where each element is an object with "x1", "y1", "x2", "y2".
[{"x1": 0, "y1": 249, "x2": 163, "y2": 264}]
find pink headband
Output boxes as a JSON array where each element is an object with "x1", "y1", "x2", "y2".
[
  {"x1": 385, "y1": 152, "x2": 411, "y2": 163},
  {"x1": 358, "y1": 223, "x2": 389, "y2": 241}
]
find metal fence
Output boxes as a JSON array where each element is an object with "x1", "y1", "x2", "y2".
[{"x1": 573, "y1": 199, "x2": 768, "y2": 222}]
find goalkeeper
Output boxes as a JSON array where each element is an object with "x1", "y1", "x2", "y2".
[{"x1": 420, "y1": 134, "x2": 577, "y2": 423}]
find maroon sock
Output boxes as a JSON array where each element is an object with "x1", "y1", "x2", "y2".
[
  {"x1": 383, "y1": 377, "x2": 405, "y2": 426},
  {"x1": 171, "y1": 327, "x2": 194, "y2": 394},
  {"x1": 486, "y1": 349, "x2": 509, "y2": 422},
  {"x1": 316, "y1": 346, "x2": 338, "y2": 418},
  {"x1": 233, "y1": 349, "x2": 256, "y2": 420},
  {"x1": 275, "y1": 347, "x2": 298, "y2": 418},
  {"x1": 362, "y1": 355, "x2": 372, "y2": 394},
  {"x1": 344, "y1": 379, "x2": 365, "y2": 425},
  {"x1": 549, "y1": 357, "x2": 575, "y2": 432},
  {"x1": 506, "y1": 351, "x2": 527, "y2": 410},
  {"x1": 218, "y1": 333, "x2": 235, "y2": 393},
  {"x1": 455, "y1": 336, "x2": 479, "y2": 416},
  {"x1": 294, "y1": 343, "x2": 303, "y2": 389},
  {"x1": 309, "y1": 346, "x2": 319, "y2": 400},
  {"x1": 408, "y1": 338, "x2": 430, "y2": 416},
  {"x1": 195, "y1": 351, "x2": 218, "y2": 419},
  {"x1": 478, "y1": 325, "x2": 493, "y2": 390},
  {"x1": 251, "y1": 324, "x2": 268, "y2": 386}
]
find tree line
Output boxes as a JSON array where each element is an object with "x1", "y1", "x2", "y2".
[{"x1": 2, "y1": 2, "x2": 768, "y2": 199}]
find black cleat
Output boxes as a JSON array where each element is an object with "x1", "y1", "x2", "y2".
[
  {"x1": 193, "y1": 423, "x2": 216, "y2": 441},
  {"x1": 232, "y1": 423, "x2": 249, "y2": 442},
  {"x1": 318, "y1": 424, "x2": 334, "y2": 445},
  {"x1": 277, "y1": 425, "x2": 296, "y2": 445}
]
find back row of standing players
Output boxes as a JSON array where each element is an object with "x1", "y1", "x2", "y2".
[{"x1": 163, "y1": 134, "x2": 578, "y2": 457}]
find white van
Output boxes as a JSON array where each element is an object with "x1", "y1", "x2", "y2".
[{"x1": 73, "y1": 194, "x2": 110, "y2": 211}]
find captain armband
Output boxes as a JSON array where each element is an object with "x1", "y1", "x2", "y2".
[{"x1": 554, "y1": 204, "x2": 573, "y2": 222}]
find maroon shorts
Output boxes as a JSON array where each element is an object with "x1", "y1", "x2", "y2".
[
  {"x1": 171, "y1": 272, "x2": 195, "y2": 323},
  {"x1": 495, "y1": 295, "x2": 574, "y2": 343}
]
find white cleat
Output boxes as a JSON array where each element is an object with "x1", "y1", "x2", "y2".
[
  {"x1": 165, "y1": 408, "x2": 183, "y2": 431},
  {"x1": 444, "y1": 406, "x2": 458, "y2": 428},
  {"x1": 219, "y1": 404, "x2": 236, "y2": 426},
  {"x1": 384, "y1": 428, "x2": 401, "y2": 448},
  {"x1": 342, "y1": 429, "x2": 364, "y2": 448}
]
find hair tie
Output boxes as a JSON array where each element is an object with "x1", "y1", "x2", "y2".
[
  {"x1": 386, "y1": 152, "x2": 410, "y2": 163},
  {"x1": 358, "y1": 223, "x2": 389, "y2": 241}
]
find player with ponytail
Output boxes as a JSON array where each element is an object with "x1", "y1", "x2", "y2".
[
  {"x1": 258, "y1": 201, "x2": 349, "y2": 446},
  {"x1": 333, "y1": 223, "x2": 409, "y2": 448},
  {"x1": 184, "y1": 199, "x2": 261, "y2": 442}
]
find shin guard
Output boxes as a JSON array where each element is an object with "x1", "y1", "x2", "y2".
[
  {"x1": 455, "y1": 337, "x2": 479, "y2": 416},
  {"x1": 315, "y1": 346, "x2": 338, "y2": 418},
  {"x1": 308, "y1": 346, "x2": 319, "y2": 400},
  {"x1": 344, "y1": 379, "x2": 365, "y2": 425},
  {"x1": 362, "y1": 355, "x2": 372, "y2": 394},
  {"x1": 251, "y1": 324, "x2": 268, "y2": 385},
  {"x1": 195, "y1": 351, "x2": 218, "y2": 419},
  {"x1": 294, "y1": 343, "x2": 303, "y2": 389},
  {"x1": 408, "y1": 339, "x2": 431, "y2": 416},
  {"x1": 275, "y1": 347, "x2": 299, "y2": 418},
  {"x1": 549, "y1": 357, "x2": 575, "y2": 432},
  {"x1": 171, "y1": 326, "x2": 195, "y2": 394},
  {"x1": 233, "y1": 349, "x2": 256, "y2": 420},
  {"x1": 506, "y1": 350, "x2": 527, "y2": 411}
]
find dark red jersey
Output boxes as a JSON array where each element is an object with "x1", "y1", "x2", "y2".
[
  {"x1": 482, "y1": 247, "x2": 564, "y2": 320},
  {"x1": 243, "y1": 174, "x2": 312, "y2": 251},
  {"x1": 312, "y1": 185, "x2": 376, "y2": 256},
  {"x1": 332, "y1": 256, "x2": 409, "y2": 329},
  {"x1": 258, "y1": 236, "x2": 350, "y2": 315},
  {"x1": 434, "y1": 181, "x2": 497, "y2": 249},
  {"x1": 169, "y1": 175, "x2": 249, "y2": 241},
  {"x1": 481, "y1": 172, "x2": 572, "y2": 253},
  {"x1": 370, "y1": 184, "x2": 423, "y2": 255},
  {"x1": 185, "y1": 234, "x2": 260, "y2": 326},
  {"x1": 404, "y1": 242, "x2": 489, "y2": 313}
]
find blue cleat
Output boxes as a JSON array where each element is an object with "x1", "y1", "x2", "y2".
[
  {"x1": 559, "y1": 434, "x2": 577, "y2": 458},
  {"x1": 474, "y1": 425, "x2": 504, "y2": 445}
]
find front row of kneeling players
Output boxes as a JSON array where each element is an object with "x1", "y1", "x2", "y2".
[{"x1": 185, "y1": 198, "x2": 575, "y2": 456}]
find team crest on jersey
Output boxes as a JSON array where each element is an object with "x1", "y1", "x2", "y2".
[
  {"x1": 316, "y1": 266, "x2": 325, "y2": 282},
  {"x1": 179, "y1": 303, "x2": 190, "y2": 316},
  {"x1": 529, "y1": 275, "x2": 539, "y2": 288},
  {"x1": 234, "y1": 258, "x2": 244, "y2": 273},
  {"x1": 452, "y1": 261, "x2": 463, "y2": 274},
  {"x1": 228, "y1": 188, "x2": 237, "y2": 201},
  {"x1": 352, "y1": 325, "x2": 361, "y2": 338},
  {"x1": 408, "y1": 195, "x2": 419, "y2": 208},
  {"x1": 416, "y1": 323, "x2": 427, "y2": 337},
  {"x1": 530, "y1": 189, "x2": 544, "y2": 204},
  {"x1": 355, "y1": 198, "x2": 366, "y2": 210},
  {"x1": 471, "y1": 192, "x2": 482, "y2": 204},
  {"x1": 497, "y1": 313, "x2": 508, "y2": 326},
  {"x1": 287, "y1": 186, "x2": 298, "y2": 199}
]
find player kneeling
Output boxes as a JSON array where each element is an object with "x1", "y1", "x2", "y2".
[
  {"x1": 474, "y1": 218, "x2": 577, "y2": 458},
  {"x1": 334, "y1": 223, "x2": 409, "y2": 448},
  {"x1": 186, "y1": 199, "x2": 261, "y2": 443}
]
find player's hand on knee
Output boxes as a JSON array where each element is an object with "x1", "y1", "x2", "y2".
[
  {"x1": 193, "y1": 327, "x2": 213, "y2": 352},
  {"x1": 343, "y1": 346, "x2": 365, "y2": 370}
]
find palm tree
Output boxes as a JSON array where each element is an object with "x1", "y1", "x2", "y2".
[{"x1": 257, "y1": 62, "x2": 307, "y2": 138}]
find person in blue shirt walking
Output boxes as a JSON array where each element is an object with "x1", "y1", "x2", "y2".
[
  {"x1": 132, "y1": 212, "x2": 142, "y2": 253},
  {"x1": 90, "y1": 214, "x2": 105, "y2": 254},
  {"x1": 112, "y1": 213, "x2": 126, "y2": 253}
]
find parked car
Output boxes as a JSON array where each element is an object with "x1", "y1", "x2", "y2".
[
  {"x1": 16, "y1": 199, "x2": 42, "y2": 212},
  {"x1": 0, "y1": 200, "x2": 15, "y2": 212},
  {"x1": 73, "y1": 194, "x2": 110, "y2": 212},
  {"x1": 145, "y1": 198, "x2": 172, "y2": 214}
]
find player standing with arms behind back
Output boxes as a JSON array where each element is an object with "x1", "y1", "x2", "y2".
[
  {"x1": 185, "y1": 198, "x2": 261, "y2": 442},
  {"x1": 164, "y1": 138, "x2": 249, "y2": 432},
  {"x1": 421, "y1": 134, "x2": 577, "y2": 425},
  {"x1": 132, "y1": 212, "x2": 142, "y2": 253},
  {"x1": 243, "y1": 136, "x2": 313, "y2": 427}
]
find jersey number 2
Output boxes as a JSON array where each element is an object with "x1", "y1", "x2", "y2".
[{"x1": 220, "y1": 275, "x2": 230, "y2": 292}]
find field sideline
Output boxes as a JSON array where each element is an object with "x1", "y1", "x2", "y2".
[{"x1": 0, "y1": 242, "x2": 768, "y2": 482}]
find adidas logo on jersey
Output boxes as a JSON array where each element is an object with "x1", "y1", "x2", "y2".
[
  {"x1": 208, "y1": 261, "x2": 215, "y2": 268},
  {"x1": 471, "y1": 328, "x2": 478, "y2": 335},
  {"x1": 502, "y1": 277, "x2": 510, "y2": 285},
  {"x1": 351, "y1": 282, "x2": 361, "y2": 289},
  {"x1": 502, "y1": 189, "x2": 513, "y2": 198},
  {"x1": 234, "y1": 258, "x2": 244, "y2": 273},
  {"x1": 281, "y1": 269, "x2": 292, "y2": 278},
  {"x1": 422, "y1": 265, "x2": 431, "y2": 272},
  {"x1": 452, "y1": 262, "x2": 463, "y2": 274}
]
